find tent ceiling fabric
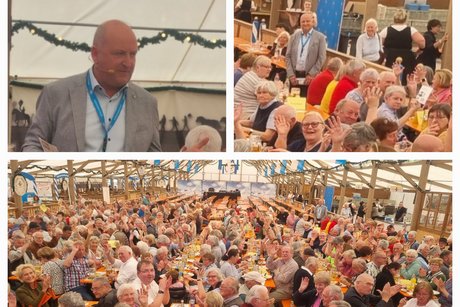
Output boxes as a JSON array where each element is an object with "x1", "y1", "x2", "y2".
[
  {"x1": 11, "y1": 0, "x2": 225, "y2": 88},
  {"x1": 9, "y1": 160, "x2": 452, "y2": 193}
]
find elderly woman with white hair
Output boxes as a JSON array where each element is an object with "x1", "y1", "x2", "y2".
[
  {"x1": 344, "y1": 68, "x2": 381, "y2": 121},
  {"x1": 400, "y1": 249, "x2": 422, "y2": 279},
  {"x1": 356, "y1": 18, "x2": 383, "y2": 63},
  {"x1": 235, "y1": 80, "x2": 282, "y2": 143},
  {"x1": 377, "y1": 85, "x2": 419, "y2": 139}
]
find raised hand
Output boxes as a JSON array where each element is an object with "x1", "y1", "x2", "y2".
[
  {"x1": 274, "y1": 114, "x2": 290, "y2": 136},
  {"x1": 138, "y1": 285, "x2": 149, "y2": 307},
  {"x1": 363, "y1": 86, "x2": 382, "y2": 109},
  {"x1": 298, "y1": 276, "x2": 310, "y2": 293}
]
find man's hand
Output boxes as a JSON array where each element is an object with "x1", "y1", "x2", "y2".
[
  {"x1": 274, "y1": 115, "x2": 290, "y2": 136},
  {"x1": 181, "y1": 137, "x2": 210, "y2": 152}
]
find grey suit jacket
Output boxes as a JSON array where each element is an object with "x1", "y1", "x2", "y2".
[
  {"x1": 286, "y1": 29, "x2": 327, "y2": 78},
  {"x1": 22, "y1": 72, "x2": 161, "y2": 152}
]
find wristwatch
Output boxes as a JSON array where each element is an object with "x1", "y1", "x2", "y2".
[
  {"x1": 158, "y1": 290, "x2": 165, "y2": 294},
  {"x1": 421, "y1": 78, "x2": 427, "y2": 83}
]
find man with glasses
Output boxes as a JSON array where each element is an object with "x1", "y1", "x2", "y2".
[
  {"x1": 91, "y1": 276, "x2": 118, "y2": 307},
  {"x1": 132, "y1": 260, "x2": 170, "y2": 306},
  {"x1": 344, "y1": 273, "x2": 400, "y2": 307}
]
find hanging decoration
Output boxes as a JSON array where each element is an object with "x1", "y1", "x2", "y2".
[{"x1": 11, "y1": 21, "x2": 226, "y2": 52}]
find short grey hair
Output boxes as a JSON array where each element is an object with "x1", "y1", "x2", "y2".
[
  {"x1": 246, "y1": 285, "x2": 269, "y2": 304},
  {"x1": 325, "y1": 285, "x2": 344, "y2": 301},
  {"x1": 345, "y1": 59, "x2": 366, "y2": 76},
  {"x1": 184, "y1": 125, "x2": 222, "y2": 152},
  {"x1": 384, "y1": 85, "x2": 406, "y2": 100},
  {"x1": 252, "y1": 55, "x2": 271, "y2": 69},
  {"x1": 224, "y1": 276, "x2": 240, "y2": 293},
  {"x1": 406, "y1": 249, "x2": 418, "y2": 258},
  {"x1": 314, "y1": 271, "x2": 331, "y2": 285},
  {"x1": 365, "y1": 18, "x2": 378, "y2": 29},
  {"x1": 343, "y1": 122, "x2": 377, "y2": 152},
  {"x1": 360, "y1": 68, "x2": 379, "y2": 82},
  {"x1": 58, "y1": 291, "x2": 85, "y2": 307},
  {"x1": 330, "y1": 300, "x2": 351, "y2": 307},
  {"x1": 207, "y1": 268, "x2": 224, "y2": 281},
  {"x1": 326, "y1": 57, "x2": 344, "y2": 72},
  {"x1": 157, "y1": 234, "x2": 170, "y2": 245},
  {"x1": 200, "y1": 244, "x2": 212, "y2": 254},
  {"x1": 255, "y1": 80, "x2": 279, "y2": 98},
  {"x1": 117, "y1": 283, "x2": 135, "y2": 298},
  {"x1": 378, "y1": 239, "x2": 389, "y2": 250}
]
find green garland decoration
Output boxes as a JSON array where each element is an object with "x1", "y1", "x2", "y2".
[{"x1": 11, "y1": 21, "x2": 226, "y2": 52}]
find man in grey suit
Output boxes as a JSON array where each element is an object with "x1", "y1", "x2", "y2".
[
  {"x1": 286, "y1": 12, "x2": 327, "y2": 97},
  {"x1": 22, "y1": 20, "x2": 161, "y2": 152}
]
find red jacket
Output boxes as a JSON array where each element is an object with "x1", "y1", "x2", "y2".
[
  {"x1": 307, "y1": 69, "x2": 334, "y2": 105},
  {"x1": 328, "y1": 75, "x2": 358, "y2": 114}
]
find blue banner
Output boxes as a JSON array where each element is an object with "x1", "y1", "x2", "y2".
[
  {"x1": 297, "y1": 160, "x2": 305, "y2": 171},
  {"x1": 187, "y1": 161, "x2": 192, "y2": 173},
  {"x1": 280, "y1": 160, "x2": 287, "y2": 175},
  {"x1": 324, "y1": 186, "x2": 335, "y2": 211},
  {"x1": 154, "y1": 160, "x2": 161, "y2": 166},
  {"x1": 316, "y1": 0, "x2": 345, "y2": 50},
  {"x1": 174, "y1": 160, "x2": 180, "y2": 170}
]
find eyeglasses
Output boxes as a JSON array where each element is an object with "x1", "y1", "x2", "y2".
[
  {"x1": 302, "y1": 122, "x2": 323, "y2": 128},
  {"x1": 259, "y1": 64, "x2": 272, "y2": 69},
  {"x1": 208, "y1": 275, "x2": 218, "y2": 278},
  {"x1": 428, "y1": 115, "x2": 447, "y2": 120}
]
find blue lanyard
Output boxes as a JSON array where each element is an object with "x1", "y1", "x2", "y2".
[
  {"x1": 86, "y1": 71, "x2": 126, "y2": 152},
  {"x1": 300, "y1": 32, "x2": 312, "y2": 56}
]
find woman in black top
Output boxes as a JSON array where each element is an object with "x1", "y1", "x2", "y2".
[
  {"x1": 416, "y1": 19, "x2": 448, "y2": 71},
  {"x1": 374, "y1": 262, "x2": 404, "y2": 305}
]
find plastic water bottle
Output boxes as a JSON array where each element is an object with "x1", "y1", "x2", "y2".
[
  {"x1": 252, "y1": 17, "x2": 259, "y2": 45},
  {"x1": 259, "y1": 19, "x2": 266, "y2": 42}
]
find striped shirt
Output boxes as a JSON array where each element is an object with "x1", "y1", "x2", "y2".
[{"x1": 64, "y1": 257, "x2": 90, "y2": 291}]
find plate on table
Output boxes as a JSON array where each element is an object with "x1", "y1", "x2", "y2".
[{"x1": 433, "y1": 290, "x2": 440, "y2": 296}]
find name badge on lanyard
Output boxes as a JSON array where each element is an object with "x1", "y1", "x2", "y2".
[
  {"x1": 298, "y1": 33, "x2": 311, "y2": 68},
  {"x1": 86, "y1": 72, "x2": 126, "y2": 152}
]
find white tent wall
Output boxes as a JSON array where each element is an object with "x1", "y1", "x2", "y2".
[{"x1": 10, "y1": 0, "x2": 226, "y2": 87}]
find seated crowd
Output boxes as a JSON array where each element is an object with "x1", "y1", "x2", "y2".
[
  {"x1": 8, "y1": 195, "x2": 452, "y2": 307},
  {"x1": 234, "y1": 10, "x2": 452, "y2": 152}
]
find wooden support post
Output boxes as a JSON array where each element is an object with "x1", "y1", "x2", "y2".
[
  {"x1": 366, "y1": 162, "x2": 378, "y2": 220},
  {"x1": 441, "y1": 0, "x2": 452, "y2": 70},
  {"x1": 67, "y1": 160, "x2": 76, "y2": 206},
  {"x1": 338, "y1": 167, "x2": 348, "y2": 214},
  {"x1": 411, "y1": 161, "x2": 430, "y2": 231},
  {"x1": 124, "y1": 161, "x2": 129, "y2": 200}
]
